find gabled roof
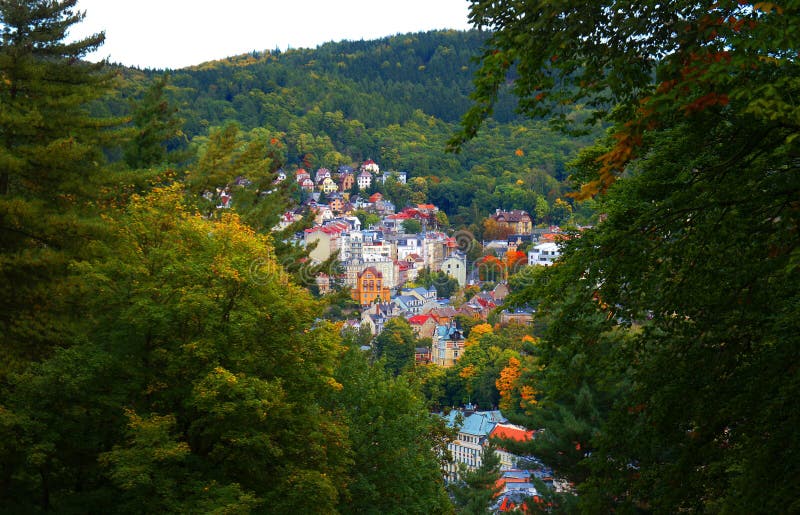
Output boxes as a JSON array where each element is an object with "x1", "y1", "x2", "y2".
[
  {"x1": 429, "y1": 306, "x2": 458, "y2": 318},
  {"x1": 358, "y1": 266, "x2": 383, "y2": 279},
  {"x1": 408, "y1": 314, "x2": 432, "y2": 325},
  {"x1": 491, "y1": 209, "x2": 531, "y2": 222},
  {"x1": 457, "y1": 410, "x2": 505, "y2": 436}
]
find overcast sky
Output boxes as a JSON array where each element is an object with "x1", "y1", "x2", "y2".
[{"x1": 73, "y1": 1, "x2": 475, "y2": 70}]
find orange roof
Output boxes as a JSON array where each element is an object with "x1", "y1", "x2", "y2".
[{"x1": 491, "y1": 423, "x2": 535, "y2": 442}]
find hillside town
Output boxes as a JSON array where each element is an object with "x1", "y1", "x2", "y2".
[
  {"x1": 270, "y1": 159, "x2": 564, "y2": 348},
  {"x1": 271, "y1": 159, "x2": 572, "y2": 508}
]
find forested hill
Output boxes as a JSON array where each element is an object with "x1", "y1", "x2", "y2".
[
  {"x1": 104, "y1": 30, "x2": 596, "y2": 227},
  {"x1": 160, "y1": 30, "x2": 519, "y2": 131}
]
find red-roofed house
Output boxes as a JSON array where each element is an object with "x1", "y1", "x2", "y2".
[
  {"x1": 361, "y1": 159, "x2": 379, "y2": 174},
  {"x1": 369, "y1": 192, "x2": 383, "y2": 204},
  {"x1": 407, "y1": 314, "x2": 437, "y2": 339},
  {"x1": 304, "y1": 222, "x2": 348, "y2": 262},
  {"x1": 299, "y1": 177, "x2": 314, "y2": 192},
  {"x1": 490, "y1": 423, "x2": 536, "y2": 470}
]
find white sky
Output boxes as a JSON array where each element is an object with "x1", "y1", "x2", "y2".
[{"x1": 73, "y1": 1, "x2": 475, "y2": 70}]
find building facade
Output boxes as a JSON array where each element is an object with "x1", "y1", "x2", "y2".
[{"x1": 351, "y1": 267, "x2": 391, "y2": 306}]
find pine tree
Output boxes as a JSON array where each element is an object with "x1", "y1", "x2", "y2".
[
  {"x1": 450, "y1": 442, "x2": 502, "y2": 514},
  {"x1": 0, "y1": 0, "x2": 120, "y2": 373},
  {"x1": 123, "y1": 73, "x2": 189, "y2": 169}
]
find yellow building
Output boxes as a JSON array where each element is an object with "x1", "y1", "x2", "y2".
[{"x1": 351, "y1": 266, "x2": 391, "y2": 306}]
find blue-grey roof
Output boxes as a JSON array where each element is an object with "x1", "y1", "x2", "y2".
[
  {"x1": 443, "y1": 410, "x2": 507, "y2": 437},
  {"x1": 460, "y1": 413, "x2": 497, "y2": 436}
]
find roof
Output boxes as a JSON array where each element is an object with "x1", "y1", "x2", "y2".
[
  {"x1": 501, "y1": 470, "x2": 532, "y2": 480},
  {"x1": 429, "y1": 306, "x2": 457, "y2": 318},
  {"x1": 531, "y1": 241, "x2": 559, "y2": 252},
  {"x1": 458, "y1": 410, "x2": 506, "y2": 436},
  {"x1": 491, "y1": 423, "x2": 535, "y2": 443},
  {"x1": 408, "y1": 314, "x2": 432, "y2": 325},
  {"x1": 358, "y1": 266, "x2": 383, "y2": 279},
  {"x1": 492, "y1": 209, "x2": 531, "y2": 222}
]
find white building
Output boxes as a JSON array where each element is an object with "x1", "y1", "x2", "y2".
[
  {"x1": 442, "y1": 409, "x2": 507, "y2": 481},
  {"x1": 527, "y1": 241, "x2": 561, "y2": 266},
  {"x1": 357, "y1": 170, "x2": 372, "y2": 190},
  {"x1": 441, "y1": 253, "x2": 467, "y2": 287},
  {"x1": 394, "y1": 234, "x2": 425, "y2": 261}
]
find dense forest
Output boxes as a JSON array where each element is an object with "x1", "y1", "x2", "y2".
[{"x1": 97, "y1": 29, "x2": 597, "y2": 230}]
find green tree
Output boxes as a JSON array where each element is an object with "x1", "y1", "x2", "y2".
[
  {"x1": 548, "y1": 198, "x2": 572, "y2": 226},
  {"x1": 0, "y1": 185, "x2": 356, "y2": 512},
  {"x1": 123, "y1": 73, "x2": 190, "y2": 169},
  {"x1": 331, "y1": 348, "x2": 455, "y2": 514},
  {"x1": 354, "y1": 209, "x2": 380, "y2": 229},
  {"x1": 449, "y1": 442, "x2": 501, "y2": 515},
  {"x1": 434, "y1": 210, "x2": 450, "y2": 230},
  {"x1": 373, "y1": 317, "x2": 418, "y2": 376},
  {"x1": 463, "y1": 1, "x2": 800, "y2": 512},
  {"x1": 0, "y1": 0, "x2": 120, "y2": 375},
  {"x1": 417, "y1": 268, "x2": 460, "y2": 299},
  {"x1": 402, "y1": 218, "x2": 422, "y2": 234}
]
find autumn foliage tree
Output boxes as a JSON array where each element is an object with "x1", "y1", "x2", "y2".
[{"x1": 458, "y1": 0, "x2": 800, "y2": 512}]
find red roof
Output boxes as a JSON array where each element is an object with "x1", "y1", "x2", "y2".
[
  {"x1": 304, "y1": 221, "x2": 349, "y2": 235},
  {"x1": 490, "y1": 423, "x2": 535, "y2": 443},
  {"x1": 408, "y1": 314, "x2": 432, "y2": 325},
  {"x1": 369, "y1": 192, "x2": 383, "y2": 203}
]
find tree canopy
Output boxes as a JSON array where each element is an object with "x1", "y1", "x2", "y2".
[
  {"x1": 461, "y1": 0, "x2": 800, "y2": 512},
  {"x1": 0, "y1": 4, "x2": 456, "y2": 512}
]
